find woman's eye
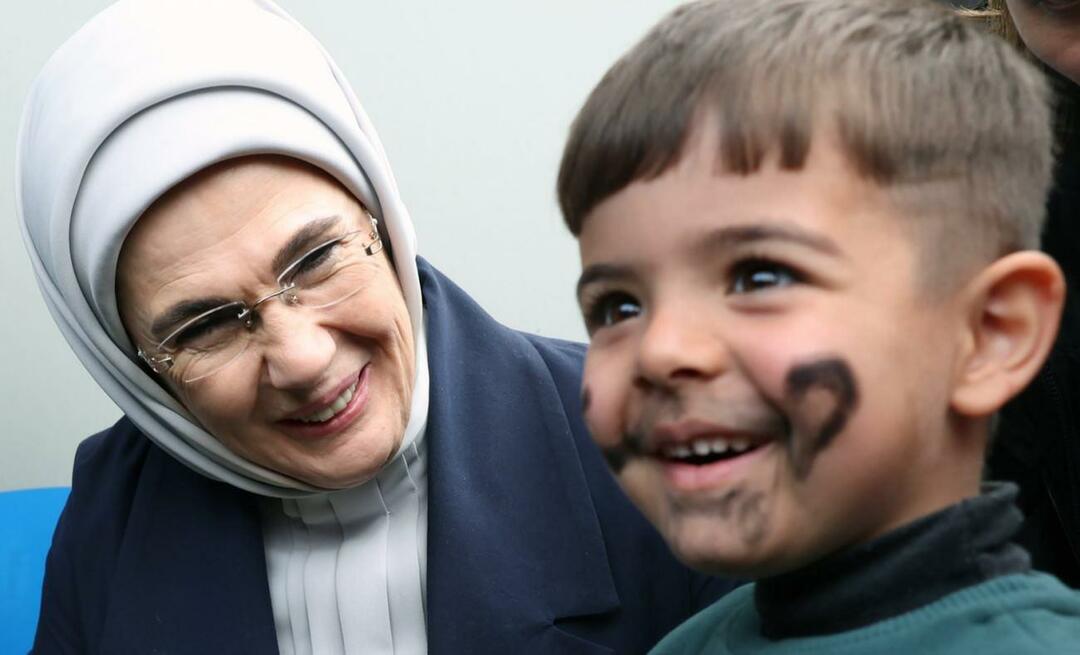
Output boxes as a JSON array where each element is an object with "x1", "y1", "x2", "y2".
[
  {"x1": 586, "y1": 292, "x2": 642, "y2": 330},
  {"x1": 172, "y1": 312, "x2": 239, "y2": 350},
  {"x1": 294, "y1": 242, "x2": 338, "y2": 276},
  {"x1": 729, "y1": 259, "x2": 801, "y2": 294}
]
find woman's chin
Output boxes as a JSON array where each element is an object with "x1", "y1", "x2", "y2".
[
  {"x1": 291, "y1": 439, "x2": 402, "y2": 490},
  {"x1": 285, "y1": 455, "x2": 388, "y2": 490},
  {"x1": 220, "y1": 424, "x2": 403, "y2": 490}
]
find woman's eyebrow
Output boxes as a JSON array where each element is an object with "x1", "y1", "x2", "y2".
[
  {"x1": 270, "y1": 215, "x2": 344, "y2": 273},
  {"x1": 150, "y1": 296, "x2": 236, "y2": 341},
  {"x1": 149, "y1": 215, "x2": 346, "y2": 340}
]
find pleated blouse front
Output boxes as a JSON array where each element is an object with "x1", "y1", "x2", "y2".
[{"x1": 262, "y1": 433, "x2": 428, "y2": 655}]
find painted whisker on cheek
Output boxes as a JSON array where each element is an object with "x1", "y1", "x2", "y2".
[
  {"x1": 780, "y1": 356, "x2": 859, "y2": 478},
  {"x1": 599, "y1": 389, "x2": 677, "y2": 474},
  {"x1": 676, "y1": 487, "x2": 769, "y2": 548},
  {"x1": 735, "y1": 491, "x2": 768, "y2": 547},
  {"x1": 602, "y1": 447, "x2": 629, "y2": 473},
  {"x1": 603, "y1": 430, "x2": 649, "y2": 474},
  {"x1": 578, "y1": 383, "x2": 635, "y2": 472}
]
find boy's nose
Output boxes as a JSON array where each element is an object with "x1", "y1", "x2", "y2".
[
  {"x1": 634, "y1": 304, "x2": 728, "y2": 389},
  {"x1": 258, "y1": 306, "x2": 336, "y2": 391}
]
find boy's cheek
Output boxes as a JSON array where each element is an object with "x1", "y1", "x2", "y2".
[
  {"x1": 580, "y1": 352, "x2": 634, "y2": 448},
  {"x1": 580, "y1": 379, "x2": 624, "y2": 451},
  {"x1": 730, "y1": 336, "x2": 864, "y2": 475}
]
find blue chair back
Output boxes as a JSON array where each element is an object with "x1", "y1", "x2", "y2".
[{"x1": 0, "y1": 487, "x2": 70, "y2": 654}]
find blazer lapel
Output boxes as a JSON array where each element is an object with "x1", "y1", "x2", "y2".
[
  {"x1": 421, "y1": 261, "x2": 619, "y2": 655},
  {"x1": 100, "y1": 448, "x2": 279, "y2": 654}
]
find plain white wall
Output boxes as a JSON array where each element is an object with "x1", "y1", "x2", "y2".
[{"x1": 1, "y1": 0, "x2": 680, "y2": 490}]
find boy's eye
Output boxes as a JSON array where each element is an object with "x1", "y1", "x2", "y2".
[
  {"x1": 729, "y1": 259, "x2": 801, "y2": 294},
  {"x1": 585, "y1": 292, "x2": 642, "y2": 330}
]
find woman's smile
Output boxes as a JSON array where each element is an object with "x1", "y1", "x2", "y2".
[{"x1": 276, "y1": 365, "x2": 371, "y2": 439}]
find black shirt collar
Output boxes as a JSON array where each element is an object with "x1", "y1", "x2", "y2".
[{"x1": 754, "y1": 483, "x2": 1030, "y2": 639}]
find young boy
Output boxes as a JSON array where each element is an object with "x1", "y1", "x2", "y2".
[{"x1": 558, "y1": 0, "x2": 1080, "y2": 652}]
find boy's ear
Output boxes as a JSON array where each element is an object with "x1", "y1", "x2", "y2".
[{"x1": 951, "y1": 251, "x2": 1065, "y2": 417}]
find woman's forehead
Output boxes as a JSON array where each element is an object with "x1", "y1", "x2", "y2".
[
  {"x1": 127, "y1": 157, "x2": 355, "y2": 256},
  {"x1": 117, "y1": 158, "x2": 359, "y2": 302}
]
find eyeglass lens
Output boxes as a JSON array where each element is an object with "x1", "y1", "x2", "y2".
[{"x1": 155, "y1": 224, "x2": 379, "y2": 383}]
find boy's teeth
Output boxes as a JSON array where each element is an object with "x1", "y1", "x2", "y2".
[
  {"x1": 298, "y1": 383, "x2": 357, "y2": 423},
  {"x1": 663, "y1": 436, "x2": 755, "y2": 460}
]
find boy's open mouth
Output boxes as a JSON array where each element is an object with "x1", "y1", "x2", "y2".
[{"x1": 657, "y1": 436, "x2": 769, "y2": 466}]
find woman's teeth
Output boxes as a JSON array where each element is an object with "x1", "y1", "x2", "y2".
[
  {"x1": 297, "y1": 382, "x2": 357, "y2": 423},
  {"x1": 662, "y1": 437, "x2": 752, "y2": 460}
]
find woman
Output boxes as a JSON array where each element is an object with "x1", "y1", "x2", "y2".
[
  {"x1": 976, "y1": 0, "x2": 1080, "y2": 588},
  {"x1": 16, "y1": 1, "x2": 731, "y2": 652}
]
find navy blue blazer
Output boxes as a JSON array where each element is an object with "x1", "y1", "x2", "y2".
[{"x1": 33, "y1": 259, "x2": 734, "y2": 654}]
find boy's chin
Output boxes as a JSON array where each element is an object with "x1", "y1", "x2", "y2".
[{"x1": 663, "y1": 518, "x2": 805, "y2": 579}]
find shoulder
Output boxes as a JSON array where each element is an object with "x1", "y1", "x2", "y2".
[
  {"x1": 39, "y1": 417, "x2": 270, "y2": 652},
  {"x1": 418, "y1": 256, "x2": 585, "y2": 392},
  {"x1": 58, "y1": 417, "x2": 155, "y2": 548},
  {"x1": 831, "y1": 573, "x2": 1080, "y2": 654},
  {"x1": 958, "y1": 573, "x2": 1080, "y2": 649},
  {"x1": 36, "y1": 417, "x2": 158, "y2": 651},
  {"x1": 521, "y1": 332, "x2": 586, "y2": 382},
  {"x1": 836, "y1": 573, "x2": 1080, "y2": 654},
  {"x1": 650, "y1": 585, "x2": 755, "y2": 654}
]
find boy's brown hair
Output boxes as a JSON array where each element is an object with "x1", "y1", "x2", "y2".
[{"x1": 558, "y1": 0, "x2": 1053, "y2": 287}]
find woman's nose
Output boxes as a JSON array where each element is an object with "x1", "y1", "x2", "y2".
[
  {"x1": 634, "y1": 303, "x2": 729, "y2": 389},
  {"x1": 258, "y1": 306, "x2": 336, "y2": 391}
]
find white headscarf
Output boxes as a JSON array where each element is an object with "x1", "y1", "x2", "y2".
[{"x1": 16, "y1": 0, "x2": 430, "y2": 498}]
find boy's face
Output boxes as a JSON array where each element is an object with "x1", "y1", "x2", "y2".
[{"x1": 576, "y1": 130, "x2": 969, "y2": 577}]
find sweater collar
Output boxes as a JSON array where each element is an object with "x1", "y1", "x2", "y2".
[{"x1": 754, "y1": 482, "x2": 1030, "y2": 639}]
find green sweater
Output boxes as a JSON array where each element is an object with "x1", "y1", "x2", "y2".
[{"x1": 651, "y1": 572, "x2": 1080, "y2": 654}]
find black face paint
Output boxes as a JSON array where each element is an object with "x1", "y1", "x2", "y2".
[
  {"x1": 781, "y1": 357, "x2": 859, "y2": 478},
  {"x1": 736, "y1": 491, "x2": 768, "y2": 547},
  {"x1": 693, "y1": 488, "x2": 768, "y2": 547},
  {"x1": 603, "y1": 390, "x2": 681, "y2": 474},
  {"x1": 602, "y1": 430, "x2": 648, "y2": 474}
]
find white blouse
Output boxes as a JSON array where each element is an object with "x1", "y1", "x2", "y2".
[{"x1": 262, "y1": 434, "x2": 428, "y2": 655}]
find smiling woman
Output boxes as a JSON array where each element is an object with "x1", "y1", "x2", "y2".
[
  {"x1": 14, "y1": 0, "x2": 734, "y2": 652},
  {"x1": 118, "y1": 157, "x2": 416, "y2": 489}
]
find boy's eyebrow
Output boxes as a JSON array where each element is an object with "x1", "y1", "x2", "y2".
[
  {"x1": 575, "y1": 222, "x2": 842, "y2": 300},
  {"x1": 576, "y1": 263, "x2": 633, "y2": 299},
  {"x1": 697, "y1": 223, "x2": 843, "y2": 258}
]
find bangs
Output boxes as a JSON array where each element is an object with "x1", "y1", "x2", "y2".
[{"x1": 557, "y1": 0, "x2": 1051, "y2": 266}]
